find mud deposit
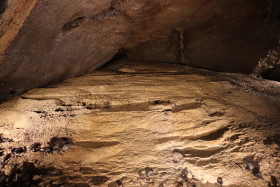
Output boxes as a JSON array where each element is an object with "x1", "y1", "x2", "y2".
[{"x1": 0, "y1": 60, "x2": 280, "y2": 186}]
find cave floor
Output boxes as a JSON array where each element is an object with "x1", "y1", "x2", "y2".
[{"x1": 0, "y1": 60, "x2": 280, "y2": 187}]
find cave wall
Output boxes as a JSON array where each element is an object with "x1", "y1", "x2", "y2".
[{"x1": 0, "y1": 0, "x2": 280, "y2": 99}]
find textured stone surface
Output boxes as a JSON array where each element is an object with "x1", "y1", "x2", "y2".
[
  {"x1": 0, "y1": 0, "x2": 280, "y2": 99},
  {"x1": 0, "y1": 0, "x2": 38, "y2": 57},
  {"x1": 0, "y1": 61, "x2": 279, "y2": 186},
  {"x1": 0, "y1": 0, "x2": 129, "y2": 98}
]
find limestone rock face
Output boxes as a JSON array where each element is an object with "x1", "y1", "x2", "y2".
[
  {"x1": 0, "y1": 0, "x2": 280, "y2": 98},
  {"x1": 0, "y1": 0, "x2": 130, "y2": 98},
  {"x1": 0, "y1": 60, "x2": 279, "y2": 186}
]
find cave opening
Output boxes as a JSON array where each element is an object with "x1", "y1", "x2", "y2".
[{"x1": 0, "y1": 1, "x2": 280, "y2": 187}]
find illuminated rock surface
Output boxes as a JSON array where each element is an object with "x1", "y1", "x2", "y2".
[
  {"x1": 1, "y1": 0, "x2": 280, "y2": 98},
  {"x1": 0, "y1": 60, "x2": 280, "y2": 186}
]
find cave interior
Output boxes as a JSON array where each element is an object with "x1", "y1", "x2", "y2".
[{"x1": 0, "y1": 0, "x2": 280, "y2": 187}]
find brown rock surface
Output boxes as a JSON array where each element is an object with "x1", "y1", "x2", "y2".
[
  {"x1": 0, "y1": 0, "x2": 280, "y2": 99},
  {"x1": 0, "y1": 60, "x2": 279, "y2": 186}
]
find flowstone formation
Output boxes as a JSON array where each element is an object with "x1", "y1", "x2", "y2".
[{"x1": 0, "y1": 60, "x2": 279, "y2": 186}]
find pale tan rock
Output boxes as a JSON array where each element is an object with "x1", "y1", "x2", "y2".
[
  {"x1": 173, "y1": 151, "x2": 184, "y2": 163},
  {"x1": 0, "y1": 61, "x2": 279, "y2": 186}
]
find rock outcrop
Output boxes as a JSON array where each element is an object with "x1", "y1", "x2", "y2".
[{"x1": 0, "y1": 0, "x2": 280, "y2": 99}]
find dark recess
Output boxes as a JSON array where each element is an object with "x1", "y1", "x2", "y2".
[
  {"x1": 62, "y1": 17, "x2": 86, "y2": 32},
  {"x1": 262, "y1": 64, "x2": 280, "y2": 81},
  {"x1": 266, "y1": 0, "x2": 280, "y2": 25},
  {"x1": 0, "y1": 0, "x2": 7, "y2": 17},
  {"x1": 106, "y1": 48, "x2": 127, "y2": 65}
]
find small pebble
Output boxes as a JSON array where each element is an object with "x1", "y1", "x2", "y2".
[
  {"x1": 145, "y1": 167, "x2": 154, "y2": 177},
  {"x1": 243, "y1": 157, "x2": 260, "y2": 174},
  {"x1": 48, "y1": 137, "x2": 72, "y2": 151},
  {"x1": 42, "y1": 146, "x2": 53, "y2": 153},
  {"x1": 173, "y1": 151, "x2": 184, "y2": 163},
  {"x1": 116, "y1": 180, "x2": 122, "y2": 186},
  {"x1": 29, "y1": 143, "x2": 41, "y2": 152},
  {"x1": 160, "y1": 172, "x2": 168, "y2": 178},
  {"x1": 63, "y1": 143, "x2": 73, "y2": 150},
  {"x1": 217, "y1": 177, "x2": 223, "y2": 185},
  {"x1": 180, "y1": 168, "x2": 188, "y2": 179}
]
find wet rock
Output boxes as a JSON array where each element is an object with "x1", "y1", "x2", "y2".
[
  {"x1": 243, "y1": 157, "x2": 260, "y2": 175},
  {"x1": 180, "y1": 168, "x2": 188, "y2": 179},
  {"x1": 217, "y1": 177, "x2": 223, "y2": 186},
  {"x1": 42, "y1": 146, "x2": 54, "y2": 153},
  {"x1": 173, "y1": 151, "x2": 184, "y2": 163},
  {"x1": 29, "y1": 142, "x2": 41, "y2": 152},
  {"x1": 160, "y1": 172, "x2": 168, "y2": 178},
  {"x1": 145, "y1": 167, "x2": 154, "y2": 177},
  {"x1": 63, "y1": 142, "x2": 73, "y2": 150},
  {"x1": 256, "y1": 172, "x2": 263, "y2": 179},
  {"x1": 11, "y1": 147, "x2": 27, "y2": 154},
  {"x1": 48, "y1": 137, "x2": 73, "y2": 151}
]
